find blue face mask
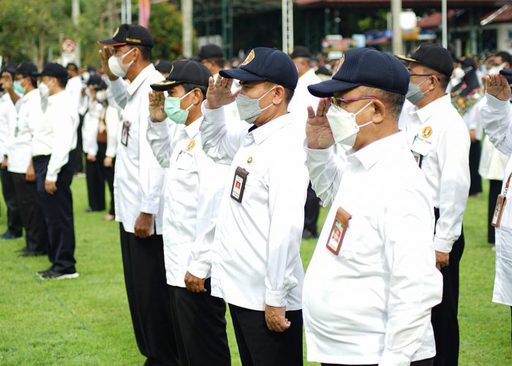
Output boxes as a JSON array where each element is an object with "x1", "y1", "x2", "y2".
[
  {"x1": 164, "y1": 90, "x2": 194, "y2": 124},
  {"x1": 406, "y1": 78, "x2": 429, "y2": 105},
  {"x1": 236, "y1": 87, "x2": 276, "y2": 124},
  {"x1": 14, "y1": 80, "x2": 25, "y2": 95}
]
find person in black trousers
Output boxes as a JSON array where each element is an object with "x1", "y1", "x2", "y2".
[{"x1": 0, "y1": 165, "x2": 23, "y2": 239}]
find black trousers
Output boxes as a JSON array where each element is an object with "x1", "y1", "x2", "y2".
[
  {"x1": 168, "y1": 280, "x2": 230, "y2": 366},
  {"x1": 11, "y1": 172, "x2": 48, "y2": 253},
  {"x1": 488, "y1": 180, "x2": 502, "y2": 244},
  {"x1": 97, "y1": 142, "x2": 115, "y2": 216},
  {"x1": 322, "y1": 357, "x2": 434, "y2": 366},
  {"x1": 73, "y1": 114, "x2": 84, "y2": 173},
  {"x1": 0, "y1": 168, "x2": 22, "y2": 236},
  {"x1": 229, "y1": 304, "x2": 303, "y2": 366},
  {"x1": 33, "y1": 156, "x2": 76, "y2": 273},
  {"x1": 304, "y1": 182, "x2": 320, "y2": 237},
  {"x1": 432, "y1": 209, "x2": 465, "y2": 366},
  {"x1": 119, "y1": 224, "x2": 179, "y2": 366},
  {"x1": 468, "y1": 140, "x2": 482, "y2": 195},
  {"x1": 85, "y1": 153, "x2": 105, "y2": 212}
]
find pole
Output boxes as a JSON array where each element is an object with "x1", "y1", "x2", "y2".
[
  {"x1": 126, "y1": 0, "x2": 132, "y2": 24},
  {"x1": 442, "y1": 0, "x2": 448, "y2": 48},
  {"x1": 391, "y1": 0, "x2": 402, "y2": 55},
  {"x1": 72, "y1": 0, "x2": 81, "y2": 66},
  {"x1": 182, "y1": 0, "x2": 193, "y2": 58},
  {"x1": 282, "y1": 0, "x2": 294, "y2": 53}
]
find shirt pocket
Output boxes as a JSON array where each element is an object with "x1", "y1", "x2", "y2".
[
  {"x1": 175, "y1": 151, "x2": 195, "y2": 171},
  {"x1": 339, "y1": 212, "x2": 383, "y2": 265}
]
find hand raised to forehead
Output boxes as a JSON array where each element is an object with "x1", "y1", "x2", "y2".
[
  {"x1": 148, "y1": 90, "x2": 167, "y2": 122},
  {"x1": 306, "y1": 98, "x2": 335, "y2": 150},
  {"x1": 485, "y1": 74, "x2": 512, "y2": 101},
  {"x1": 98, "y1": 47, "x2": 117, "y2": 81},
  {"x1": 206, "y1": 76, "x2": 239, "y2": 109}
]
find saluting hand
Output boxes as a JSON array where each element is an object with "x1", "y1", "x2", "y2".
[
  {"x1": 206, "y1": 76, "x2": 238, "y2": 109},
  {"x1": 134, "y1": 212, "x2": 153, "y2": 238},
  {"x1": 184, "y1": 271, "x2": 207, "y2": 293},
  {"x1": 306, "y1": 98, "x2": 335, "y2": 149},
  {"x1": 484, "y1": 74, "x2": 512, "y2": 101},
  {"x1": 148, "y1": 90, "x2": 167, "y2": 122},
  {"x1": 265, "y1": 305, "x2": 291, "y2": 333},
  {"x1": 99, "y1": 47, "x2": 118, "y2": 81}
]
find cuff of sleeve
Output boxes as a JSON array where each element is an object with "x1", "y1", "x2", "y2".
[
  {"x1": 486, "y1": 93, "x2": 510, "y2": 109},
  {"x1": 105, "y1": 149, "x2": 116, "y2": 158},
  {"x1": 202, "y1": 100, "x2": 225, "y2": 117},
  {"x1": 149, "y1": 118, "x2": 171, "y2": 132},
  {"x1": 379, "y1": 351, "x2": 410, "y2": 366},
  {"x1": 434, "y1": 236, "x2": 454, "y2": 253},
  {"x1": 110, "y1": 77, "x2": 124, "y2": 90},
  {"x1": 265, "y1": 289, "x2": 287, "y2": 307},
  {"x1": 140, "y1": 199, "x2": 159, "y2": 215},
  {"x1": 45, "y1": 173, "x2": 57, "y2": 182},
  {"x1": 187, "y1": 260, "x2": 211, "y2": 280},
  {"x1": 305, "y1": 145, "x2": 335, "y2": 163}
]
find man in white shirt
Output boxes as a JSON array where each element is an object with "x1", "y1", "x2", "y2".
[
  {"x1": 303, "y1": 47, "x2": 443, "y2": 366},
  {"x1": 2, "y1": 62, "x2": 48, "y2": 256},
  {"x1": 31, "y1": 63, "x2": 78, "y2": 280},
  {"x1": 398, "y1": 44, "x2": 470, "y2": 366},
  {"x1": 479, "y1": 70, "x2": 512, "y2": 338},
  {"x1": 147, "y1": 60, "x2": 230, "y2": 366},
  {"x1": 66, "y1": 62, "x2": 86, "y2": 174},
  {"x1": 0, "y1": 65, "x2": 23, "y2": 240},
  {"x1": 201, "y1": 47, "x2": 309, "y2": 366},
  {"x1": 98, "y1": 24, "x2": 179, "y2": 366},
  {"x1": 289, "y1": 46, "x2": 323, "y2": 239}
]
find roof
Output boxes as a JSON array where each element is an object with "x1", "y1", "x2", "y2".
[
  {"x1": 295, "y1": 0, "x2": 505, "y2": 7},
  {"x1": 417, "y1": 10, "x2": 458, "y2": 29},
  {"x1": 481, "y1": 4, "x2": 512, "y2": 26}
]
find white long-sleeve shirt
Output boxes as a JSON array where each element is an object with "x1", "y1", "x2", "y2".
[
  {"x1": 303, "y1": 132, "x2": 443, "y2": 366},
  {"x1": 110, "y1": 64, "x2": 165, "y2": 234},
  {"x1": 147, "y1": 116, "x2": 228, "y2": 287},
  {"x1": 288, "y1": 68, "x2": 321, "y2": 120},
  {"x1": 200, "y1": 105, "x2": 309, "y2": 311},
  {"x1": 399, "y1": 96, "x2": 470, "y2": 253},
  {"x1": 82, "y1": 100, "x2": 103, "y2": 155},
  {"x1": 0, "y1": 93, "x2": 16, "y2": 158},
  {"x1": 105, "y1": 105, "x2": 121, "y2": 158},
  {"x1": 7, "y1": 90, "x2": 44, "y2": 173},
  {"x1": 32, "y1": 90, "x2": 77, "y2": 181},
  {"x1": 66, "y1": 75, "x2": 83, "y2": 117}
]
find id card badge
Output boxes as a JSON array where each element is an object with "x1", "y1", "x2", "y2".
[
  {"x1": 411, "y1": 134, "x2": 431, "y2": 168},
  {"x1": 326, "y1": 207, "x2": 352, "y2": 256},
  {"x1": 121, "y1": 121, "x2": 131, "y2": 146},
  {"x1": 491, "y1": 194, "x2": 507, "y2": 228},
  {"x1": 231, "y1": 167, "x2": 249, "y2": 203}
]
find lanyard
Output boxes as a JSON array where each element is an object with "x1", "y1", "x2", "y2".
[{"x1": 504, "y1": 172, "x2": 512, "y2": 196}]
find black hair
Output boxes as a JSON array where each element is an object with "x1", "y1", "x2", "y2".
[
  {"x1": 182, "y1": 83, "x2": 207, "y2": 99},
  {"x1": 205, "y1": 57, "x2": 225, "y2": 69},
  {"x1": 495, "y1": 51, "x2": 512, "y2": 65},
  {"x1": 18, "y1": 73, "x2": 37, "y2": 88},
  {"x1": 438, "y1": 75, "x2": 449, "y2": 90},
  {"x1": 366, "y1": 87, "x2": 405, "y2": 120},
  {"x1": 284, "y1": 88, "x2": 294, "y2": 104},
  {"x1": 66, "y1": 62, "x2": 79, "y2": 72},
  {"x1": 136, "y1": 46, "x2": 152, "y2": 61},
  {"x1": 55, "y1": 75, "x2": 68, "y2": 88}
]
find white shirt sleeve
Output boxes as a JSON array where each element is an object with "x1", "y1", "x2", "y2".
[
  {"x1": 265, "y1": 148, "x2": 309, "y2": 307},
  {"x1": 146, "y1": 118, "x2": 179, "y2": 168},
  {"x1": 480, "y1": 94, "x2": 512, "y2": 155},
  {"x1": 200, "y1": 102, "x2": 248, "y2": 164},
  {"x1": 82, "y1": 102, "x2": 101, "y2": 156},
  {"x1": 46, "y1": 105, "x2": 76, "y2": 182},
  {"x1": 105, "y1": 106, "x2": 120, "y2": 158},
  {"x1": 305, "y1": 145, "x2": 345, "y2": 207},
  {"x1": 434, "y1": 123, "x2": 470, "y2": 253},
  {"x1": 109, "y1": 78, "x2": 129, "y2": 109},
  {"x1": 380, "y1": 185, "x2": 443, "y2": 366}
]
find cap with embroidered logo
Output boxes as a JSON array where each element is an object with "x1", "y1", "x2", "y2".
[
  {"x1": 150, "y1": 60, "x2": 211, "y2": 91},
  {"x1": 98, "y1": 24, "x2": 154, "y2": 48}
]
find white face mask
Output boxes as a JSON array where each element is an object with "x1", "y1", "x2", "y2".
[
  {"x1": 236, "y1": 87, "x2": 276, "y2": 124},
  {"x1": 96, "y1": 90, "x2": 107, "y2": 103},
  {"x1": 108, "y1": 48, "x2": 135, "y2": 78},
  {"x1": 38, "y1": 81, "x2": 50, "y2": 99},
  {"x1": 326, "y1": 101, "x2": 373, "y2": 147},
  {"x1": 489, "y1": 63, "x2": 506, "y2": 76}
]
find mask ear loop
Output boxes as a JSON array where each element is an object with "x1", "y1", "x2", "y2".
[
  {"x1": 354, "y1": 100, "x2": 376, "y2": 127},
  {"x1": 179, "y1": 89, "x2": 195, "y2": 111}
]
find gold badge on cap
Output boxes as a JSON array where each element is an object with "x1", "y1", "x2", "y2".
[
  {"x1": 241, "y1": 50, "x2": 255, "y2": 66},
  {"x1": 186, "y1": 139, "x2": 196, "y2": 152},
  {"x1": 421, "y1": 126, "x2": 433, "y2": 138}
]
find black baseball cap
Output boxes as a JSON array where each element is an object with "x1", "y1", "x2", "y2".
[
  {"x1": 32, "y1": 63, "x2": 68, "y2": 79},
  {"x1": 198, "y1": 44, "x2": 224, "y2": 60},
  {"x1": 155, "y1": 59, "x2": 172, "y2": 73},
  {"x1": 86, "y1": 75, "x2": 107, "y2": 90},
  {"x1": 220, "y1": 47, "x2": 298, "y2": 91},
  {"x1": 308, "y1": 48, "x2": 410, "y2": 97},
  {"x1": 150, "y1": 60, "x2": 212, "y2": 91},
  {"x1": 290, "y1": 46, "x2": 311, "y2": 59},
  {"x1": 16, "y1": 62, "x2": 37, "y2": 77},
  {"x1": 397, "y1": 43, "x2": 454, "y2": 78},
  {"x1": 98, "y1": 24, "x2": 154, "y2": 48},
  {"x1": 1, "y1": 64, "x2": 17, "y2": 77}
]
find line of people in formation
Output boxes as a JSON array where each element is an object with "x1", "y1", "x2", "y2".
[{"x1": 0, "y1": 22, "x2": 510, "y2": 366}]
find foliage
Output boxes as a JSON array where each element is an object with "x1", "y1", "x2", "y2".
[
  {"x1": 357, "y1": 9, "x2": 389, "y2": 32},
  {"x1": 149, "y1": 2, "x2": 183, "y2": 61}
]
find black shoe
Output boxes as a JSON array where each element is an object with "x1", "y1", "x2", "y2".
[
  {"x1": 19, "y1": 249, "x2": 47, "y2": 257},
  {"x1": 1, "y1": 231, "x2": 22, "y2": 240},
  {"x1": 38, "y1": 269, "x2": 79, "y2": 280},
  {"x1": 302, "y1": 229, "x2": 318, "y2": 240},
  {"x1": 37, "y1": 267, "x2": 53, "y2": 275}
]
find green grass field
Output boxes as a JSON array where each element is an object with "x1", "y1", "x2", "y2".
[{"x1": 0, "y1": 176, "x2": 511, "y2": 365}]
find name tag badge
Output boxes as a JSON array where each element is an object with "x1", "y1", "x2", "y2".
[
  {"x1": 412, "y1": 151, "x2": 424, "y2": 168},
  {"x1": 326, "y1": 207, "x2": 352, "y2": 256},
  {"x1": 491, "y1": 194, "x2": 507, "y2": 228},
  {"x1": 231, "y1": 167, "x2": 249, "y2": 203},
  {"x1": 121, "y1": 121, "x2": 131, "y2": 146}
]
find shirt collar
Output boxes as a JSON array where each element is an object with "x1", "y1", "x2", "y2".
[
  {"x1": 249, "y1": 113, "x2": 294, "y2": 145},
  {"x1": 348, "y1": 131, "x2": 404, "y2": 171},
  {"x1": 127, "y1": 64, "x2": 156, "y2": 96},
  {"x1": 184, "y1": 116, "x2": 203, "y2": 139},
  {"x1": 414, "y1": 94, "x2": 451, "y2": 123}
]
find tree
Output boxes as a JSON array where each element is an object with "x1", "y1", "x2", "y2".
[{"x1": 149, "y1": 2, "x2": 183, "y2": 61}]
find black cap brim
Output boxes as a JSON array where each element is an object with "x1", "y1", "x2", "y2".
[
  {"x1": 308, "y1": 79, "x2": 361, "y2": 98},
  {"x1": 150, "y1": 80, "x2": 178, "y2": 91},
  {"x1": 220, "y1": 68, "x2": 264, "y2": 83},
  {"x1": 97, "y1": 39, "x2": 127, "y2": 47}
]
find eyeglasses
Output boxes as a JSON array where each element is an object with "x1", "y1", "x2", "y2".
[{"x1": 330, "y1": 96, "x2": 377, "y2": 107}]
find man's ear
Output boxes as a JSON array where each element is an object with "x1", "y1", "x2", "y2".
[
  {"x1": 371, "y1": 99, "x2": 385, "y2": 124},
  {"x1": 192, "y1": 88, "x2": 204, "y2": 105},
  {"x1": 272, "y1": 85, "x2": 285, "y2": 104}
]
